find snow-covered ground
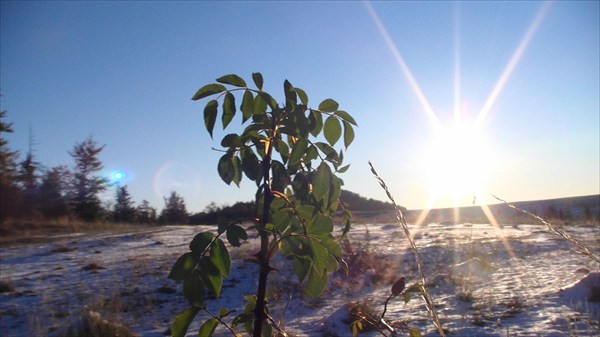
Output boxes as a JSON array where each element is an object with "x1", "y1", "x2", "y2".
[{"x1": 0, "y1": 221, "x2": 598, "y2": 336}]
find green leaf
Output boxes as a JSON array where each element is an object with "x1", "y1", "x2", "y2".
[
  {"x1": 226, "y1": 224, "x2": 248, "y2": 247},
  {"x1": 240, "y1": 149, "x2": 261, "y2": 183},
  {"x1": 309, "y1": 110, "x2": 323, "y2": 137},
  {"x1": 192, "y1": 84, "x2": 226, "y2": 101},
  {"x1": 308, "y1": 239, "x2": 327, "y2": 276},
  {"x1": 198, "y1": 318, "x2": 219, "y2": 337},
  {"x1": 232, "y1": 312, "x2": 254, "y2": 329},
  {"x1": 296, "y1": 205, "x2": 317, "y2": 221},
  {"x1": 320, "y1": 235, "x2": 343, "y2": 259},
  {"x1": 183, "y1": 273, "x2": 205, "y2": 307},
  {"x1": 168, "y1": 252, "x2": 196, "y2": 281},
  {"x1": 253, "y1": 94, "x2": 267, "y2": 115},
  {"x1": 232, "y1": 155, "x2": 242, "y2": 186},
  {"x1": 293, "y1": 256, "x2": 311, "y2": 283},
  {"x1": 218, "y1": 154, "x2": 235, "y2": 185},
  {"x1": 305, "y1": 145, "x2": 318, "y2": 162},
  {"x1": 199, "y1": 258, "x2": 223, "y2": 298},
  {"x1": 222, "y1": 92, "x2": 236, "y2": 129},
  {"x1": 310, "y1": 213, "x2": 333, "y2": 236},
  {"x1": 314, "y1": 142, "x2": 338, "y2": 162},
  {"x1": 328, "y1": 175, "x2": 343, "y2": 210},
  {"x1": 295, "y1": 87, "x2": 308, "y2": 105},
  {"x1": 284, "y1": 79, "x2": 297, "y2": 107},
  {"x1": 272, "y1": 207, "x2": 293, "y2": 233},
  {"x1": 341, "y1": 208, "x2": 352, "y2": 237},
  {"x1": 241, "y1": 90, "x2": 254, "y2": 122},
  {"x1": 324, "y1": 249, "x2": 339, "y2": 273},
  {"x1": 258, "y1": 91, "x2": 277, "y2": 110},
  {"x1": 190, "y1": 232, "x2": 214, "y2": 258},
  {"x1": 305, "y1": 266, "x2": 328, "y2": 298},
  {"x1": 409, "y1": 327, "x2": 423, "y2": 337},
  {"x1": 221, "y1": 133, "x2": 241, "y2": 148},
  {"x1": 289, "y1": 138, "x2": 308, "y2": 166},
  {"x1": 318, "y1": 98, "x2": 339, "y2": 112},
  {"x1": 312, "y1": 162, "x2": 332, "y2": 201},
  {"x1": 261, "y1": 321, "x2": 272, "y2": 337},
  {"x1": 343, "y1": 121, "x2": 355, "y2": 149},
  {"x1": 270, "y1": 160, "x2": 289, "y2": 193},
  {"x1": 334, "y1": 110, "x2": 357, "y2": 126},
  {"x1": 210, "y1": 239, "x2": 231, "y2": 277},
  {"x1": 324, "y1": 116, "x2": 342, "y2": 146},
  {"x1": 292, "y1": 174, "x2": 309, "y2": 200},
  {"x1": 404, "y1": 290, "x2": 412, "y2": 303},
  {"x1": 216, "y1": 74, "x2": 247, "y2": 87},
  {"x1": 275, "y1": 140, "x2": 290, "y2": 164},
  {"x1": 204, "y1": 100, "x2": 218, "y2": 138},
  {"x1": 337, "y1": 164, "x2": 350, "y2": 173},
  {"x1": 252, "y1": 72, "x2": 263, "y2": 90},
  {"x1": 172, "y1": 307, "x2": 200, "y2": 337}
]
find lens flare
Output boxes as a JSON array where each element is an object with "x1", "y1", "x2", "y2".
[{"x1": 112, "y1": 171, "x2": 125, "y2": 181}]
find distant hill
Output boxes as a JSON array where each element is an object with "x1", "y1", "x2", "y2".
[
  {"x1": 340, "y1": 190, "x2": 400, "y2": 211},
  {"x1": 190, "y1": 193, "x2": 598, "y2": 226},
  {"x1": 189, "y1": 190, "x2": 398, "y2": 225},
  {"x1": 405, "y1": 194, "x2": 600, "y2": 224}
]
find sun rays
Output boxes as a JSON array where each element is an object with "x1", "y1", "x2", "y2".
[
  {"x1": 475, "y1": 1, "x2": 552, "y2": 128},
  {"x1": 364, "y1": 1, "x2": 552, "y2": 238},
  {"x1": 364, "y1": 1, "x2": 441, "y2": 131}
]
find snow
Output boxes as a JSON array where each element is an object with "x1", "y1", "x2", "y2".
[{"x1": 1, "y1": 222, "x2": 598, "y2": 336}]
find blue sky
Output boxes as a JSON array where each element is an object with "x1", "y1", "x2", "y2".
[{"x1": 1, "y1": 1, "x2": 598, "y2": 213}]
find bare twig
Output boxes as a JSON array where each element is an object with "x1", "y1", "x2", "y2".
[
  {"x1": 202, "y1": 307, "x2": 239, "y2": 336},
  {"x1": 369, "y1": 161, "x2": 446, "y2": 337},
  {"x1": 493, "y1": 195, "x2": 599, "y2": 263}
]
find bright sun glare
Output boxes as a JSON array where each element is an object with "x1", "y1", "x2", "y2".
[
  {"x1": 422, "y1": 123, "x2": 496, "y2": 204},
  {"x1": 365, "y1": 1, "x2": 550, "y2": 211}
]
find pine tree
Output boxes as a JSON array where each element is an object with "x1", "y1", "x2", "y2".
[
  {"x1": 0, "y1": 111, "x2": 21, "y2": 221},
  {"x1": 39, "y1": 165, "x2": 70, "y2": 220},
  {"x1": 159, "y1": 191, "x2": 188, "y2": 224},
  {"x1": 113, "y1": 185, "x2": 135, "y2": 223},
  {"x1": 69, "y1": 137, "x2": 107, "y2": 222},
  {"x1": 18, "y1": 142, "x2": 41, "y2": 218},
  {"x1": 136, "y1": 199, "x2": 157, "y2": 224}
]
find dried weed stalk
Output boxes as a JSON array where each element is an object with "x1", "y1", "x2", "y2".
[
  {"x1": 369, "y1": 161, "x2": 446, "y2": 337},
  {"x1": 493, "y1": 195, "x2": 599, "y2": 264}
]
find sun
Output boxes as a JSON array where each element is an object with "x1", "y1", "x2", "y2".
[{"x1": 421, "y1": 122, "x2": 497, "y2": 205}]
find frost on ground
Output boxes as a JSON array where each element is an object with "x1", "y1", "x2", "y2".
[{"x1": 0, "y1": 222, "x2": 598, "y2": 337}]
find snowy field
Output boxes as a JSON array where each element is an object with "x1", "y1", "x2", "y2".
[{"x1": 0, "y1": 221, "x2": 598, "y2": 337}]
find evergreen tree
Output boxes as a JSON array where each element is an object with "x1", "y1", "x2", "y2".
[
  {"x1": 113, "y1": 185, "x2": 136, "y2": 223},
  {"x1": 159, "y1": 191, "x2": 188, "y2": 224},
  {"x1": 0, "y1": 111, "x2": 21, "y2": 221},
  {"x1": 39, "y1": 165, "x2": 70, "y2": 220},
  {"x1": 18, "y1": 152, "x2": 41, "y2": 217},
  {"x1": 136, "y1": 199, "x2": 157, "y2": 224},
  {"x1": 68, "y1": 137, "x2": 107, "y2": 222}
]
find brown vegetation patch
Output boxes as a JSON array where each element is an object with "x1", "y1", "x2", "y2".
[
  {"x1": 0, "y1": 220, "x2": 158, "y2": 245},
  {"x1": 0, "y1": 279, "x2": 15, "y2": 293},
  {"x1": 51, "y1": 246, "x2": 78, "y2": 253},
  {"x1": 82, "y1": 263, "x2": 105, "y2": 271},
  {"x1": 50, "y1": 311, "x2": 138, "y2": 337}
]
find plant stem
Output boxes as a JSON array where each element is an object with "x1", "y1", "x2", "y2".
[{"x1": 253, "y1": 134, "x2": 275, "y2": 337}]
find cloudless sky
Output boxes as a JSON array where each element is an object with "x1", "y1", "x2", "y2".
[{"x1": 1, "y1": 1, "x2": 598, "y2": 213}]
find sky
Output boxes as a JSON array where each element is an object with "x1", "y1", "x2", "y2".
[{"x1": 1, "y1": 1, "x2": 598, "y2": 213}]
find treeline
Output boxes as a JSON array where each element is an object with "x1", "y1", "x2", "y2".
[
  {"x1": 0, "y1": 111, "x2": 190, "y2": 225},
  {"x1": 1, "y1": 111, "x2": 398, "y2": 226}
]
